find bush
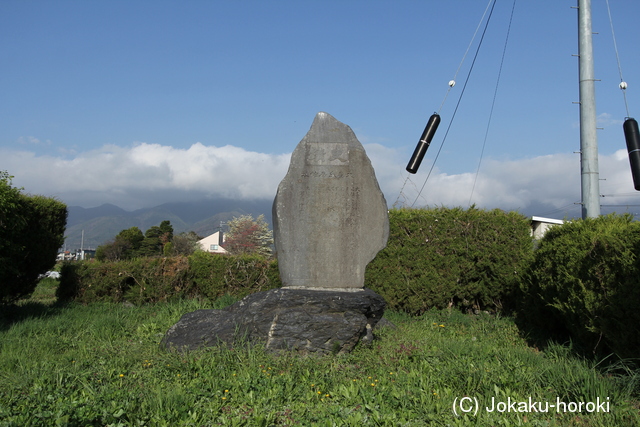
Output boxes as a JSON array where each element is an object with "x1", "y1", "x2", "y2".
[
  {"x1": 58, "y1": 257, "x2": 193, "y2": 305},
  {"x1": 189, "y1": 252, "x2": 280, "y2": 300},
  {"x1": 58, "y1": 253, "x2": 281, "y2": 305},
  {"x1": 365, "y1": 207, "x2": 533, "y2": 314},
  {"x1": 1, "y1": 173, "x2": 67, "y2": 303},
  {"x1": 518, "y1": 214, "x2": 640, "y2": 359}
]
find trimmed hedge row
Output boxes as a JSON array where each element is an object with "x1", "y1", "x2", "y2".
[
  {"x1": 1, "y1": 177, "x2": 68, "y2": 304},
  {"x1": 59, "y1": 207, "x2": 533, "y2": 314},
  {"x1": 57, "y1": 253, "x2": 281, "y2": 305},
  {"x1": 364, "y1": 207, "x2": 533, "y2": 314},
  {"x1": 518, "y1": 214, "x2": 640, "y2": 360}
]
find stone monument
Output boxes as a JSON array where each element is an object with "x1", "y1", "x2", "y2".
[
  {"x1": 273, "y1": 111, "x2": 389, "y2": 290},
  {"x1": 161, "y1": 112, "x2": 389, "y2": 354}
]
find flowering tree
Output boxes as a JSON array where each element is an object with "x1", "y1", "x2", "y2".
[{"x1": 223, "y1": 214, "x2": 273, "y2": 257}]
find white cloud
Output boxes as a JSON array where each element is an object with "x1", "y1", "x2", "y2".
[
  {"x1": 2, "y1": 142, "x2": 291, "y2": 210},
  {"x1": 3, "y1": 142, "x2": 640, "y2": 218},
  {"x1": 17, "y1": 136, "x2": 50, "y2": 145},
  {"x1": 378, "y1": 149, "x2": 640, "y2": 218},
  {"x1": 597, "y1": 112, "x2": 624, "y2": 128}
]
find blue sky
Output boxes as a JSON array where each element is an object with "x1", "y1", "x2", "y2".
[{"x1": 2, "y1": 0, "x2": 640, "y2": 218}]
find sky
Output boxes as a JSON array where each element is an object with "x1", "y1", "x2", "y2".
[{"x1": 2, "y1": 0, "x2": 640, "y2": 220}]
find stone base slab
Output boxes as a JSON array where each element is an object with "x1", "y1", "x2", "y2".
[{"x1": 161, "y1": 288, "x2": 386, "y2": 355}]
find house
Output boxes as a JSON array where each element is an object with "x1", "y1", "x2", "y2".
[
  {"x1": 197, "y1": 231, "x2": 228, "y2": 254},
  {"x1": 531, "y1": 216, "x2": 564, "y2": 239}
]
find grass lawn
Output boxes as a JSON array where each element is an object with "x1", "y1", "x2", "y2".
[{"x1": 1, "y1": 280, "x2": 638, "y2": 426}]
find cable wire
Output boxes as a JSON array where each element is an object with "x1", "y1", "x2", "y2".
[
  {"x1": 410, "y1": 0, "x2": 498, "y2": 208},
  {"x1": 468, "y1": 0, "x2": 517, "y2": 207},
  {"x1": 393, "y1": 0, "x2": 496, "y2": 208},
  {"x1": 605, "y1": 0, "x2": 630, "y2": 117},
  {"x1": 437, "y1": 0, "x2": 496, "y2": 114}
]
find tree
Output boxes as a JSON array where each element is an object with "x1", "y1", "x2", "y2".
[
  {"x1": 223, "y1": 214, "x2": 273, "y2": 257},
  {"x1": 95, "y1": 227, "x2": 144, "y2": 261},
  {"x1": 139, "y1": 220, "x2": 173, "y2": 257},
  {"x1": 1, "y1": 171, "x2": 67, "y2": 303},
  {"x1": 170, "y1": 231, "x2": 201, "y2": 256},
  {"x1": 97, "y1": 221, "x2": 175, "y2": 261}
]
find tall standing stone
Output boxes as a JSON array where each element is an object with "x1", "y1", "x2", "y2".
[{"x1": 273, "y1": 112, "x2": 389, "y2": 290}]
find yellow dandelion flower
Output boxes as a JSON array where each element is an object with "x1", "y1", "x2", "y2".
[
  {"x1": 119, "y1": 374, "x2": 124, "y2": 377},
  {"x1": 224, "y1": 390, "x2": 229, "y2": 393},
  {"x1": 222, "y1": 397, "x2": 227, "y2": 400},
  {"x1": 439, "y1": 324, "x2": 445, "y2": 327},
  {"x1": 317, "y1": 391, "x2": 321, "y2": 395},
  {"x1": 371, "y1": 383, "x2": 376, "y2": 387}
]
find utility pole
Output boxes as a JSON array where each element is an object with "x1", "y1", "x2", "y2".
[{"x1": 578, "y1": 0, "x2": 601, "y2": 218}]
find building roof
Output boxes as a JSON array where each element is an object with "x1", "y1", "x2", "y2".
[{"x1": 531, "y1": 216, "x2": 564, "y2": 225}]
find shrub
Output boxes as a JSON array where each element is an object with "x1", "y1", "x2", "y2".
[
  {"x1": 58, "y1": 257, "x2": 193, "y2": 305},
  {"x1": 58, "y1": 253, "x2": 281, "y2": 305},
  {"x1": 518, "y1": 213, "x2": 640, "y2": 359},
  {"x1": 1, "y1": 173, "x2": 67, "y2": 303},
  {"x1": 365, "y1": 207, "x2": 533, "y2": 314},
  {"x1": 188, "y1": 251, "x2": 280, "y2": 300}
]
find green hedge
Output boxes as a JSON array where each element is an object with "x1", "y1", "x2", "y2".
[
  {"x1": 57, "y1": 253, "x2": 281, "y2": 305},
  {"x1": 518, "y1": 214, "x2": 640, "y2": 359},
  {"x1": 365, "y1": 207, "x2": 533, "y2": 314},
  {"x1": 1, "y1": 177, "x2": 67, "y2": 304},
  {"x1": 58, "y1": 207, "x2": 532, "y2": 314},
  {"x1": 189, "y1": 251, "x2": 280, "y2": 300}
]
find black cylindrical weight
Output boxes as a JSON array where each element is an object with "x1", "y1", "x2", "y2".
[
  {"x1": 623, "y1": 118, "x2": 640, "y2": 191},
  {"x1": 406, "y1": 114, "x2": 441, "y2": 174}
]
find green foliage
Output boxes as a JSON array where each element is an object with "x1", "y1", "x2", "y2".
[
  {"x1": 0, "y1": 172, "x2": 26, "y2": 297},
  {"x1": 223, "y1": 214, "x2": 274, "y2": 257},
  {"x1": 169, "y1": 231, "x2": 201, "y2": 256},
  {"x1": 518, "y1": 214, "x2": 640, "y2": 360},
  {"x1": 57, "y1": 257, "x2": 194, "y2": 304},
  {"x1": 139, "y1": 220, "x2": 174, "y2": 257},
  {"x1": 0, "y1": 172, "x2": 67, "y2": 303},
  {"x1": 96, "y1": 221, "x2": 176, "y2": 261},
  {"x1": 96, "y1": 226, "x2": 144, "y2": 261},
  {"x1": 58, "y1": 253, "x2": 281, "y2": 304},
  {"x1": 188, "y1": 251, "x2": 280, "y2": 300},
  {"x1": 365, "y1": 207, "x2": 533, "y2": 314}
]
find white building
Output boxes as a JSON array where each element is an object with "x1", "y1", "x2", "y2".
[
  {"x1": 531, "y1": 216, "x2": 564, "y2": 239},
  {"x1": 197, "y1": 231, "x2": 228, "y2": 254}
]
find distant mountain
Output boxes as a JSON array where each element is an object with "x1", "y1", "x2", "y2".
[{"x1": 64, "y1": 198, "x2": 274, "y2": 250}]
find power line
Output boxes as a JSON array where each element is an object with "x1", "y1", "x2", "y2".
[
  {"x1": 605, "y1": 0, "x2": 630, "y2": 117},
  {"x1": 469, "y1": 0, "x2": 517, "y2": 207},
  {"x1": 410, "y1": 0, "x2": 499, "y2": 208}
]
